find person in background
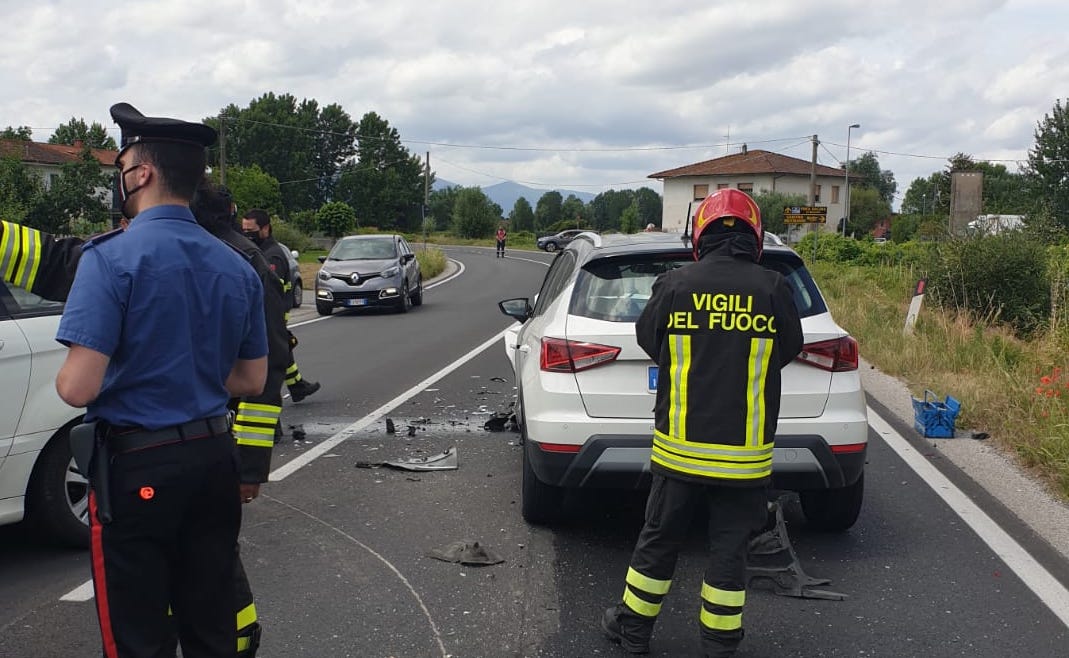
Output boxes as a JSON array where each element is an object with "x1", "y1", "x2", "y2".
[{"x1": 495, "y1": 223, "x2": 507, "y2": 258}]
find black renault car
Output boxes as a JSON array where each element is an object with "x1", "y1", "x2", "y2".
[{"x1": 314, "y1": 234, "x2": 423, "y2": 315}]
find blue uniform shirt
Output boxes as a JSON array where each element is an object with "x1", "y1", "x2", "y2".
[{"x1": 56, "y1": 204, "x2": 267, "y2": 429}]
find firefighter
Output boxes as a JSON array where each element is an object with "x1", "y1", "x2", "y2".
[
  {"x1": 601, "y1": 189, "x2": 804, "y2": 657},
  {"x1": 2, "y1": 185, "x2": 286, "y2": 658},
  {"x1": 241, "y1": 209, "x2": 321, "y2": 404}
]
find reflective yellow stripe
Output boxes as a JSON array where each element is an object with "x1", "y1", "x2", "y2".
[
  {"x1": 14, "y1": 225, "x2": 41, "y2": 290},
  {"x1": 700, "y1": 608, "x2": 742, "y2": 631},
  {"x1": 622, "y1": 588, "x2": 661, "y2": 618},
  {"x1": 668, "y1": 334, "x2": 691, "y2": 440},
  {"x1": 239, "y1": 402, "x2": 282, "y2": 414},
  {"x1": 1, "y1": 221, "x2": 18, "y2": 282},
  {"x1": 235, "y1": 437, "x2": 275, "y2": 448},
  {"x1": 651, "y1": 450, "x2": 772, "y2": 480},
  {"x1": 745, "y1": 338, "x2": 772, "y2": 447},
  {"x1": 654, "y1": 432, "x2": 772, "y2": 460},
  {"x1": 237, "y1": 636, "x2": 250, "y2": 652},
  {"x1": 626, "y1": 567, "x2": 671, "y2": 595},
  {"x1": 286, "y1": 363, "x2": 299, "y2": 375},
  {"x1": 236, "y1": 602, "x2": 257, "y2": 630},
  {"x1": 233, "y1": 424, "x2": 276, "y2": 436},
  {"x1": 701, "y1": 583, "x2": 745, "y2": 607}
]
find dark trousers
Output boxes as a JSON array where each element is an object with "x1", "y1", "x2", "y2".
[
  {"x1": 623, "y1": 474, "x2": 766, "y2": 651},
  {"x1": 90, "y1": 436, "x2": 241, "y2": 658},
  {"x1": 496, "y1": 239, "x2": 506, "y2": 256}
]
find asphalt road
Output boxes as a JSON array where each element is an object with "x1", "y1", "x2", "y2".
[{"x1": 1, "y1": 245, "x2": 1068, "y2": 657}]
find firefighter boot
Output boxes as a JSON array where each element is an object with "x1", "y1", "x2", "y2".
[
  {"x1": 601, "y1": 605, "x2": 653, "y2": 654},
  {"x1": 289, "y1": 379, "x2": 321, "y2": 403},
  {"x1": 237, "y1": 621, "x2": 262, "y2": 657},
  {"x1": 700, "y1": 628, "x2": 744, "y2": 658}
]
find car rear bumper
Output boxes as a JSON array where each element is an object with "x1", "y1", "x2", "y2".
[{"x1": 525, "y1": 432, "x2": 866, "y2": 492}]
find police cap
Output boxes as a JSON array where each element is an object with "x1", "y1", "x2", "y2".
[{"x1": 109, "y1": 102, "x2": 217, "y2": 157}]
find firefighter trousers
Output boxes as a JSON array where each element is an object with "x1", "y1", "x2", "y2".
[
  {"x1": 620, "y1": 474, "x2": 767, "y2": 655},
  {"x1": 89, "y1": 436, "x2": 240, "y2": 658}
]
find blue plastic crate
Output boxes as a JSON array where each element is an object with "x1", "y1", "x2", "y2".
[{"x1": 911, "y1": 390, "x2": 961, "y2": 438}]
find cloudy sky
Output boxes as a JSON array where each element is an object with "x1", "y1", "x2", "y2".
[{"x1": 3, "y1": 0, "x2": 1066, "y2": 209}]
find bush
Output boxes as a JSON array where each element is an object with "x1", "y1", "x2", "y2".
[
  {"x1": 316, "y1": 201, "x2": 357, "y2": 239},
  {"x1": 925, "y1": 232, "x2": 1051, "y2": 335},
  {"x1": 415, "y1": 246, "x2": 447, "y2": 279},
  {"x1": 269, "y1": 218, "x2": 313, "y2": 253}
]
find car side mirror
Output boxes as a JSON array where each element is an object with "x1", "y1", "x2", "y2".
[
  {"x1": 318, "y1": 256, "x2": 327, "y2": 263},
  {"x1": 402, "y1": 253, "x2": 415, "y2": 263},
  {"x1": 498, "y1": 298, "x2": 532, "y2": 323}
]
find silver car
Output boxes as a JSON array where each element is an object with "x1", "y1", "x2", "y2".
[{"x1": 314, "y1": 234, "x2": 423, "y2": 315}]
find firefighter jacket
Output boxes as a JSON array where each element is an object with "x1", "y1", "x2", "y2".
[
  {"x1": 259, "y1": 236, "x2": 291, "y2": 293},
  {"x1": 635, "y1": 235, "x2": 804, "y2": 487},
  {"x1": 1, "y1": 219, "x2": 288, "y2": 484}
]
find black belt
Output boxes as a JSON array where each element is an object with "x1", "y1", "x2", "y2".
[{"x1": 108, "y1": 416, "x2": 230, "y2": 454}]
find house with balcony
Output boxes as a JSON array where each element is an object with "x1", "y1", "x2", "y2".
[
  {"x1": 0, "y1": 138, "x2": 119, "y2": 222},
  {"x1": 649, "y1": 147, "x2": 853, "y2": 241}
]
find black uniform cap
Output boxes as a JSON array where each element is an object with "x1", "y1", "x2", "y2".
[{"x1": 110, "y1": 102, "x2": 217, "y2": 159}]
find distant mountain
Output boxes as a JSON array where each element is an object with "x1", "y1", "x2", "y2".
[{"x1": 430, "y1": 178, "x2": 597, "y2": 211}]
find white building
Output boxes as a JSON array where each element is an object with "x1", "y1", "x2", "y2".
[
  {"x1": 0, "y1": 138, "x2": 118, "y2": 216},
  {"x1": 649, "y1": 147, "x2": 854, "y2": 240},
  {"x1": 968, "y1": 214, "x2": 1025, "y2": 235}
]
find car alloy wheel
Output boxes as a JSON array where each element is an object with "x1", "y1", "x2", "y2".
[{"x1": 544, "y1": 242, "x2": 558, "y2": 252}]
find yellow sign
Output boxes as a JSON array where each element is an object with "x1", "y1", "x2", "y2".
[{"x1": 783, "y1": 205, "x2": 827, "y2": 224}]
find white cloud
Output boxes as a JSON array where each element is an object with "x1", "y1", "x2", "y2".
[{"x1": 1, "y1": 0, "x2": 1064, "y2": 207}]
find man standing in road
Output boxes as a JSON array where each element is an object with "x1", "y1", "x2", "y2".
[
  {"x1": 601, "y1": 189, "x2": 803, "y2": 657},
  {"x1": 496, "y1": 223, "x2": 507, "y2": 258},
  {"x1": 242, "y1": 209, "x2": 322, "y2": 405},
  {"x1": 55, "y1": 102, "x2": 267, "y2": 657}
]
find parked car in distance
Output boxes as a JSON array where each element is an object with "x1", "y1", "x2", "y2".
[
  {"x1": 498, "y1": 231, "x2": 868, "y2": 530},
  {"x1": 0, "y1": 281, "x2": 88, "y2": 546},
  {"x1": 277, "y1": 242, "x2": 303, "y2": 308},
  {"x1": 315, "y1": 234, "x2": 423, "y2": 315},
  {"x1": 537, "y1": 229, "x2": 587, "y2": 252}
]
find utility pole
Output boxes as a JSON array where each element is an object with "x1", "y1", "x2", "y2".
[
  {"x1": 423, "y1": 151, "x2": 430, "y2": 250},
  {"x1": 809, "y1": 135, "x2": 818, "y2": 262},
  {"x1": 218, "y1": 114, "x2": 226, "y2": 186}
]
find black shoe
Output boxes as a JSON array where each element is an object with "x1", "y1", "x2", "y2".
[
  {"x1": 601, "y1": 606, "x2": 650, "y2": 654},
  {"x1": 289, "y1": 380, "x2": 321, "y2": 403}
]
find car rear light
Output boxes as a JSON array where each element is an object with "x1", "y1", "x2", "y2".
[
  {"x1": 830, "y1": 442, "x2": 867, "y2": 454},
  {"x1": 797, "y1": 336, "x2": 859, "y2": 372},
  {"x1": 535, "y1": 442, "x2": 583, "y2": 454},
  {"x1": 540, "y1": 337, "x2": 621, "y2": 373}
]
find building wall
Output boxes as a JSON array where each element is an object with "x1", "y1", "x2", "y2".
[
  {"x1": 25, "y1": 162, "x2": 113, "y2": 205},
  {"x1": 660, "y1": 173, "x2": 847, "y2": 236}
]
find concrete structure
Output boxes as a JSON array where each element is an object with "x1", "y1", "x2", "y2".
[
  {"x1": 0, "y1": 138, "x2": 119, "y2": 220},
  {"x1": 949, "y1": 171, "x2": 983, "y2": 236},
  {"x1": 649, "y1": 148, "x2": 852, "y2": 241}
]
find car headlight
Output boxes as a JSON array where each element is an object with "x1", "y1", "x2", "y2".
[
  {"x1": 381, "y1": 266, "x2": 400, "y2": 278},
  {"x1": 318, "y1": 270, "x2": 330, "y2": 282}
]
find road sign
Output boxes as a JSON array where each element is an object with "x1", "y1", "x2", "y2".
[{"x1": 783, "y1": 205, "x2": 827, "y2": 224}]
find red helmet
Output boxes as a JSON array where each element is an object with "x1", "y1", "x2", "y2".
[{"x1": 692, "y1": 189, "x2": 762, "y2": 260}]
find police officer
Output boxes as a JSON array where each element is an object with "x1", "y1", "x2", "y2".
[
  {"x1": 601, "y1": 189, "x2": 803, "y2": 657},
  {"x1": 241, "y1": 208, "x2": 321, "y2": 404},
  {"x1": 55, "y1": 103, "x2": 267, "y2": 658}
]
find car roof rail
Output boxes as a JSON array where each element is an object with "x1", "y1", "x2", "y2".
[{"x1": 577, "y1": 231, "x2": 602, "y2": 248}]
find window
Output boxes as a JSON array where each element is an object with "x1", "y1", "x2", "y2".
[
  {"x1": 693, "y1": 184, "x2": 709, "y2": 201},
  {"x1": 737, "y1": 183, "x2": 753, "y2": 193},
  {"x1": 831, "y1": 185, "x2": 840, "y2": 204},
  {"x1": 48, "y1": 173, "x2": 60, "y2": 190},
  {"x1": 532, "y1": 251, "x2": 577, "y2": 317},
  {"x1": 571, "y1": 256, "x2": 690, "y2": 322},
  {"x1": 814, "y1": 184, "x2": 821, "y2": 203},
  {"x1": 716, "y1": 183, "x2": 730, "y2": 190},
  {"x1": 0, "y1": 281, "x2": 64, "y2": 318}
]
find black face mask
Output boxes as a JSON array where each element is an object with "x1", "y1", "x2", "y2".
[
  {"x1": 118, "y1": 163, "x2": 146, "y2": 220},
  {"x1": 243, "y1": 230, "x2": 262, "y2": 244}
]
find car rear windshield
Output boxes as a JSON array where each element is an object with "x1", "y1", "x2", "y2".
[
  {"x1": 330, "y1": 239, "x2": 397, "y2": 260},
  {"x1": 569, "y1": 252, "x2": 828, "y2": 323}
]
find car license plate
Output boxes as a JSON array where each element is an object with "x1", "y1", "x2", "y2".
[
  {"x1": 345, "y1": 298, "x2": 368, "y2": 307},
  {"x1": 648, "y1": 366, "x2": 658, "y2": 393}
]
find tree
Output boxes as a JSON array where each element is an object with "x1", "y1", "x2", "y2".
[
  {"x1": 316, "y1": 201, "x2": 357, "y2": 239},
  {"x1": 591, "y1": 189, "x2": 638, "y2": 232},
  {"x1": 0, "y1": 156, "x2": 43, "y2": 222},
  {"x1": 1, "y1": 126, "x2": 33, "y2": 141},
  {"x1": 48, "y1": 117, "x2": 118, "y2": 150},
  {"x1": 846, "y1": 187, "x2": 890, "y2": 237},
  {"x1": 534, "y1": 190, "x2": 563, "y2": 232},
  {"x1": 619, "y1": 202, "x2": 640, "y2": 234},
  {"x1": 634, "y1": 187, "x2": 663, "y2": 229},
  {"x1": 560, "y1": 194, "x2": 589, "y2": 228},
  {"x1": 752, "y1": 190, "x2": 808, "y2": 236},
  {"x1": 334, "y1": 111, "x2": 427, "y2": 231},
  {"x1": 848, "y1": 151, "x2": 897, "y2": 205},
  {"x1": 1026, "y1": 98, "x2": 1069, "y2": 229},
  {"x1": 218, "y1": 165, "x2": 283, "y2": 218},
  {"x1": 451, "y1": 187, "x2": 500, "y2": 238},
  {"x1": 26, "y1": 147, "x2": 112, "y2": 234},
  {"x1": 508, "y1": 196, "x2": 535, "y2": 231},
  {"x1": 206, "y1": 93, "x2": 359, "y2": 214},
  {"x1": 428, "y1": 186, "x2": 461, "y2": 233}
]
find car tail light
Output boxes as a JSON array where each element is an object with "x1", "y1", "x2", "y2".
[
  {"x1": 540, "y1": 337, "x2": 621, "y2": 373},
  {"x1": 830, "y1": 443, "x2": 867, "y2": 454},
  {"x1": 797, "y1": 336, "x2": 859, "y2": 372}
]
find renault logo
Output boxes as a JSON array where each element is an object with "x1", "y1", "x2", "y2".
[{"x1": 350, "y1": 273, "x2": 362, "y2": 285}]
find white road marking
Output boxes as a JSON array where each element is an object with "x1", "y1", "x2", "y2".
[
  {"x1": 288, "y1": 259, "x2": 467, "y2": 329},
  {"x1": 59, "y1": 580, "x2": 94, "y2": 602},
  {"x1": 868, "y1": 407, "x2": 1069, "y2": 628},
  {"x1": 269, "y1": 327, "x2": 510, "y2": 481}
]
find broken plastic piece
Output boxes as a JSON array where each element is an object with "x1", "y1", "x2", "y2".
[
  {"x1": 490, "y1": 376, "x2": 508, "y2": 383},
  {"x1": 427, "y1": 541, "x2": 504, "y2": 566},
  {"x1": 385, "y1": 418, "x2": 397, "y2": 434},
  {"x1": 383, "y1": 446, "x2": 458, "y2": 471},
  {"x1": 291, "y1": 424, "x2": 306, "y2": 442},
  {"x1": 407, "y1": 425, "x2": 417, "y2": 437},
  {"x1": 483, "y1": 413, "x2": 512, "y2": 432}
]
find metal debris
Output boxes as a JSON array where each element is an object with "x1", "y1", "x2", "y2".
[
  {"x1": 407, "y1": 425, "x2": 417, "y2": 437},
  {"x1": 385, "y1": 446, "x2": 458, "y2": 471},
  {"x1": 290, "y1": 424, "x2": 306, "y2": 442},
  {"x1": 427, "y1": 541, "x2": 504, "y2": 566},
  {"x1": 385, "y1": 418, "x2": 397, "y2": 434}
]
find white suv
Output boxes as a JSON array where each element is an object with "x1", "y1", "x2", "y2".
[
  {"x1": 499, "y1": 232, "x2": 868, "y2": 530},
  {"x1": 0, "y1": 281, "x2": 88, "y2": 546}
]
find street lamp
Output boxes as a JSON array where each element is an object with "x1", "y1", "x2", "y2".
[{"x1": 843, "y1": 123, "x2": 860, "y2": 237}]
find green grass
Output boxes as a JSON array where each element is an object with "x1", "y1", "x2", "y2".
[{"x1": 810, "y1": 262, "x2": 1069, "y2": 499}]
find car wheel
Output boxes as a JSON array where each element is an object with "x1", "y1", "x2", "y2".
[
  {"x1": 316, "y1": 301, "x2": 333, "y2": 316},
  {"x1": 800, "y1": 472, "x2": 864, "y2": 532},
  {"x1": 521, "y1": 438, "x2": 563, "y2": 525},
  {"x1": 396, "y1": 280, "x2": 411, "y2": 314},
  {"x1": 544, "y1": 242, "x2": 558, "y2": 252},
  {"x1": 27, "y1": 424, "x2": 90, "y2": 548},
  {"x1": 411, "y1": 277, "x2": 423, "y2": 306},
  {"x1": 292, "y1": 280, "x2": 303, "y2": 308}
]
